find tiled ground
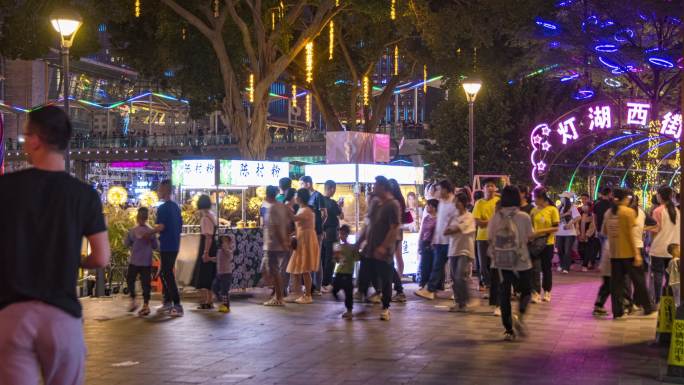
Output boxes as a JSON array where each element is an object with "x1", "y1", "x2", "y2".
[{"x1": 82, "y1": 271, "x2": 672, "y2": 385}]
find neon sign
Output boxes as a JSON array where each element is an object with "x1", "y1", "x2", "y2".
[{"x1": 529, "y1": 99, "x2": 680, "y2": 187}]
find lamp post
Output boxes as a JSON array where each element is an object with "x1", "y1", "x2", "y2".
[
  {"x1": 462, "y1": 80, "x2": 482, "y2": 187},
  {"x1": 50, "y1": 8, "x2": 82, "y2": 173}
]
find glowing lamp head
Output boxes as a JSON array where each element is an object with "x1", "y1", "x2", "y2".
[
  {"x1": 462, "y1": 80, "x2": 482, "y2": 102},
  {"x1": 50, "y1": 8, "x2": 83, "y2": 48}
]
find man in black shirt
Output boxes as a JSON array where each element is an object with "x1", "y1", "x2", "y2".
[
  {"x1": 593, "y1": 187, "x2": 612, "y2": 260},
  {"x1": 0, "y1": 106, "x2": 110, "y2": 384},
  {"x1": 320, "y1": 180, "x2": 344, "y2": 291}
]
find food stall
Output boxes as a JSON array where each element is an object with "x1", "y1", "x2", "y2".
[
  {"x1": 171, "y1": 159, "x2": 289, "y2": 289},
  {"x1": 303, "y1": 163, "x2": 424, "y2": 276}
]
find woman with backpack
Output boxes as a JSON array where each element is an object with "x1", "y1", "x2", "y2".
[{"x1": 487, "y1": 185, "x2": 534, "y2": 341}]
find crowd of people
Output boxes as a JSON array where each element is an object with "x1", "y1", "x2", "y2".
[{"x1": 1, "y1": 105, "x2": 682, "y2": 383}]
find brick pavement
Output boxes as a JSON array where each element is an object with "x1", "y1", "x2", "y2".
[{"x1": 82, "y1": 271, "x2": 672, "y2": 385}]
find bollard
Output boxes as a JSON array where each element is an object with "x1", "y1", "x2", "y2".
[
  {"x1": 665, "y1": 307, "x2": 684, "y2": 382},
  {"x1": 657, "y1": 286, "x2": 676, "y2": 345}
]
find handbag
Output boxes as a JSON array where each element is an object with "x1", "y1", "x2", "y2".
[
  {"x1": 528, "y1": 235, "x2": 548, "y2": 258},
  {"x1": 402, "y1": 210, "x2": 414, "y2": 225}
]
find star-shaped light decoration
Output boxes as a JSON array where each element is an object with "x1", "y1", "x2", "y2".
[
  {"x1": 541, "y1": 141, "x2": 551, "y2": 151},
  {"x1": 532, "y1": 135, "x2": 543, "y2": 144},
  {"x1": 537, "y1": 161, "x2": 547, "y2": 172},
  {"x1": 541, "y1": 125, "x2": 552, "y2": 136}
]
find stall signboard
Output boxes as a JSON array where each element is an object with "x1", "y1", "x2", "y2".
[
  {"x1": 358, "y1": 164, "x2": 424, "y2": 185},
  {"x1": 172, "y1": 160, "x2": 216, "y2": 188},
  {"x1": 220, "y1": 160, "x2": 289, "y2": 186},
  {"x1": 304, "y1": 164, "x2": 357, "y2": 183},
  {"x1": 303, "y1": 164, "x2": 423, "y2": 186}
]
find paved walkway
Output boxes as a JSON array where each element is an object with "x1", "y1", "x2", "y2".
[{"x1": 82, "y1": 271, "x2": 671, "y2": 385}]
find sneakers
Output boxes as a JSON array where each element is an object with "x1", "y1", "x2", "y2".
[
  {"x1": 321, "y1": 285, "x2": 333, "y2": 293},
  {"x1": 311, "y1": 290, "x2": 322, "y2": 297},
  {"x1": 561, "y1": 269, "x2": 569, "y2": 274},
  {"x1": 368, "y1": 293, "x2": 382, "y2": 303},
  {"x1": 156, "y1": 303, "x2": 173, "y2": 314},
  {"x1": 415, "y1": 288, "x2": 435, "y2": 300},
  {"x1": 531, "y1": 292, "x2": 541, "y2": 304},
  {"x1": 449, "y1": 305, "x2": 467, "y2": 313},
  {"x1": 493, "y1": 307, "x2": 501, "y2": 317},
  {"x1": 512, "y1": 315, "x2": 527, "y2": 338},
  {"x1": 592, "y1": 306, "x2": 608, "y2": 316},
  {"x1": 218, "y1": 304, "x2": 230, "y2": 313},
  {"x1": 557, "y1": 266, "x2": 563, "y2": 272},
  {"x1": 542, "y1": 292, "x2": 551, "y2": 302},
  {"x1": 295, "y1": 295, "x2": 313, "y2": 304},
  {"x1": 503, "y1": 331, "x2": 516, "y2": 341},
  {"x1": 353, "y1": 291, "x2": 363, "y2": 301},
  {"x1": 482, "y1": 293, "x2": 490, "y2": 300},
  {"x1": 137, "y1": 305, "x2": 150, "y2": 317},
  {"x1": 263, "y1": 298, "x2": 285, "y2": 306},
  {"x1": 128, "y1": 299, "x2": 139, "y2": 313},
  {"x1": 581, "y1": 266, "x2": 588, "y2": 272},
  {"x1": 380, "y1": 308, "x2": 391, "y2": 321},
  {"x1": 168, "y1": 305, "x2": 184, "y2": 317},
  {"x1": 342, "y1": 310, "x2": 353, "y2": 319},
  {"x1": 392, "y1": 293, "x2": 407, "y2": 303}
]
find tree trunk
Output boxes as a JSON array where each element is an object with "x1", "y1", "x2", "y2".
[
  {"x1": 348, "y1": 87, "x2": 359, "y2": 131},
  {"x1": 367, "y1": 75, "x2": 402, "y2": 132},
  {"x1": 311, "y1": 81, "x2": 342, "y2": 131}
]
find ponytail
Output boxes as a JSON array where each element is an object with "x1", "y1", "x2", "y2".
[{"x1": 658, "y1": 186, "x2": 677, "y2": 224}]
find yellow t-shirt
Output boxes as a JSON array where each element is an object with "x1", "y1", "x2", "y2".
[
  {"x1": 604, "y1": 205, "x2": 637, "y2": 259},
  {"x1": 473, "y1": 196, "x2": 500, "y2": 241},
  {"x1": 531, "y1": 205, "x2": 561, "y2": 245}
]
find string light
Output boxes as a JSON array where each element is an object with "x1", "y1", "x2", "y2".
[
  {"x1": 363, "y1": 76, "x2": 370, "y2": 106},
  {"x1": 305, "y1": 94, "x2": 312, "y2": 122},
  {"x1": 391, "y1": 0, "x2": 396, "y2": 20},
  {"x1": 336, "y1": 0, "x2": 339, "y2": 6},
  {"x1": 329, "y1": 21, "x2": 334, "y2": 60},
  {"x1": 394, "y1": 45, "x2": 399, "y2": 75},
  {"x1": 213, "y1": 0, "x2": 219, "y2": 17},
  {"x1": 423, "y1": 64, "x2": 427, "y2": 93},
  {"x1": 182, "y1": 27, "x2": 186, "y2": 40},
  {"x1": 291, "y1": 85, "x2": 297, "y2": 108},
  {"x1": 249, "y1": 73, "x2": 254, "y2": 103},
  {"x1": 135, "y1": 0, "x2": 140, "y2": 17},
  {"x1": 305, "y1": 42, "x2": 314, "y2": 83},
  {"x1": 272, "y1": 11, "x2": 276, "y2": 30}
]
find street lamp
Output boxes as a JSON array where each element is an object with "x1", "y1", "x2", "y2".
[
  {"x1": 50, "y1": 8, "x2": 82, "y2": 173},
  {"x1": 462, "y1": 79, "x2": 482, "y2": 187}
]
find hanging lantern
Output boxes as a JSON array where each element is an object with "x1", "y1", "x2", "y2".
[
  {"x1": 394, "y1": 45, "x2": 399, "y2": 75},
  {"x1": 134, "y1": 0, "x2": 140, "y2": 17},
  {"x1": 328, "y1": 21, "x2": 334, "y2": 60},
  {"x1": 363, "y1": 76, "x2": 370, "y2": 106},
  {"x1": 291, "y1": 85, "x2": 297, "y2": 108},
  {"x1": 305, "y1": 93, "x2": 312, "y2": 123},
  {"x1": 306, "y1": 41, "x2": 313, "y2": 83},
  {"x1": 423, "y1": 64, "x2": 428, "y2": 93},
  {"x1": 305, "y1": 42, "x2": 314, "y2": 83},
  {"x1": 391, "y1": 0, "x2": 396, "y2": 20},
  {"x1": 213, "y1": 0, "x2": 219, "y2": 17},
  {"x1": 249, "y1": 73, "x2": 254, "y2": 103}
]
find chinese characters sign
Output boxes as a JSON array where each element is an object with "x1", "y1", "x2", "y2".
[
  {"x1": 171, "y1": 160, "x2": 216, "y2": 187},
  {"x1": 530, "y1": 99, "x2": 681, "y2": 187},
  {"x1": 220, "y1": 160, "x2": 289, "y2": 186}
]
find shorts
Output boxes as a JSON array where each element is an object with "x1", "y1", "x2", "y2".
[{"x1": 261, "y1": 250, "x2": 290, "y2": 276}]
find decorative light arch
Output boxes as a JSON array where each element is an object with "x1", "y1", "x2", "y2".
[{"x1": 530, "y1": 99, "x2": 681, "y2": 188}]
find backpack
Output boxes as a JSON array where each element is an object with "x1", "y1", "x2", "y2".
[{"x1": 492, "y1": 211, "x2": 523, "y2": 270}]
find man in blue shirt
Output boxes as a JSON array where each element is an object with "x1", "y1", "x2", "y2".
[{"x1": 153, "y1": 179, "x2": 184, "y2": 316}]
